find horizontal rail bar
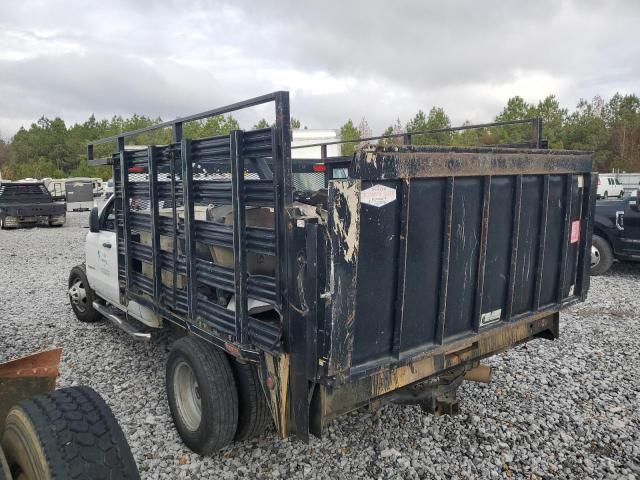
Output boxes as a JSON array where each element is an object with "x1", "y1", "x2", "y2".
[
  {"x1": 88, "y1": 92, "x2": 284, "y2": 147},
  {"x1": 290, "y1": 118, "x2": 542, "y2": 150}
]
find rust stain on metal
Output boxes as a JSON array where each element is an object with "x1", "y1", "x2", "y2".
[
  {"x1": 0, "y1": 348, "x2": 62, "y2": 378},
  {"x1": 367, "y1": 313, "x2": 556, "y2": 398},
  {"x1": 264, "y1": 353, "x2": 291, "y2": 439},
  {"x1": 355, "y1": 147, "x2": 592, "y2": 180}
]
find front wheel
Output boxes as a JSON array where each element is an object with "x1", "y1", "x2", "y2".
[
  {"x1": 603, "y1": 191, "x2": 609, "y2": 199},
  {"x1": 591, "y1": 235, "x2": 614, "y2": 275},
  {"x1": 1, "y1": 387, "x2": 139, "y2": 480},
  {"x1": 68, "y1": 265, "x2": 102, "y2": 322},
  {"x1": 619, "y1": 191, "x2": 625, "y2": 199},
  {"x1": 166, "y1": 337, "x2": 239, "y2": 454}
]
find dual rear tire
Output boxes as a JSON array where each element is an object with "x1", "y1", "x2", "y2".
[{"x1": 166, "y1": 337, "x2": 271, "y2": 455}]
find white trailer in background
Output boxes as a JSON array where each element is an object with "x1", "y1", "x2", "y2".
[{"x1": 291, "y1": 129, "x2": 341, "y2": 191}]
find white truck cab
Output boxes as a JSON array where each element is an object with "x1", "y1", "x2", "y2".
[{"x1": 75, "y1": 196, "x2": 161, "y2": 333}]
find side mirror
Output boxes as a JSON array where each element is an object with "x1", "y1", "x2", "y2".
[{"x1": 89, "y1": 206, "x2": 100, "y2": 232}]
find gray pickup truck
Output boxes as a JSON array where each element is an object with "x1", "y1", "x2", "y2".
[{"x1": 0, "y1": 181, "x2": 66, "y2": 229}]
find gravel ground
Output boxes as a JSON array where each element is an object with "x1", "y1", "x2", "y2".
[{"x1": 1, "y1": 209, "x2": 639, "y2": 480}]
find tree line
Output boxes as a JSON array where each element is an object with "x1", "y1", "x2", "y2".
[{"x1": 0, "y1": 93, "x2": 638, "y2": 180}]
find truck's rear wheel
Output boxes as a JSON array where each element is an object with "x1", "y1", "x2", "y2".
[
  {"x1": 1, "y1": 386, "x2": 139, "y2": 480},
  {"x1": 166, "y1": 337, "x2": 238, "y2": 454},
  {"x1": 68, "y1": 265, "x2": 102, "y2": 323},
  {"x1": 591, "y1": 235, "x2": 614, "y2": 275},
  {"x1": 231, "y1": 361, "x2": 272, "y2": 441}
]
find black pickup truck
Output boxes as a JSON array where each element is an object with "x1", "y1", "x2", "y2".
[
  {"x1": 591, "y1": 194, "x2": 640, "y2": 274},
  {"x1": 0, "y1": 181, "x2": 66, "y2": 229}
]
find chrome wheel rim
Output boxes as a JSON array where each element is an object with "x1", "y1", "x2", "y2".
[
  {"x1": 173, "y1": 360, "x2": 202, "y2": 432},
  {"x1": 68, "y1": 278, "x2": 87, "y2": 312},
  {"x1": 591, "y1": 245, "x2": 601, "y2": 268}
]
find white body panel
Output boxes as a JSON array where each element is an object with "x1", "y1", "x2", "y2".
[
  {"x1": 597, "y1": 175, "x2": 625, "y2": 198},
  {"x1": 291, "y1": 129, "x2": 341, "y2": 159},
  {"x1": 85, "y1": 198, "x2": 162, "y2": 327}
]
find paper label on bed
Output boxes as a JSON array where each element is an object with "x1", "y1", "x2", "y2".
[{"x1": 360, "y1": 184, "x2": 396, "y2": 207}]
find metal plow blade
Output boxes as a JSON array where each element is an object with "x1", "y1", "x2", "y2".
[{"x1": 0, "y1": 348, "x2": 62, "y2": 431}]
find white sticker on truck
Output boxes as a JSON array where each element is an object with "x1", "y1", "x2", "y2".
[
  {"x1": 480, "y1": 308, "x2": 502, "y2": 327},
  {"x1": 360, "y1": 184, "x2": 396, "y2": 207}
]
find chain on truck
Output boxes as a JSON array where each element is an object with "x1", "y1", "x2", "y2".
[{"x1": 67, "y1": 91, "x2": 596, "y2": 455}]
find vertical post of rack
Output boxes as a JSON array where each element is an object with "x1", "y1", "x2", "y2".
[
  {"x1": 181, "y1": 139, "x2": 196, "y2": 319},
  {"x1": 118, "y1": 136, "x2": 132, "y2": 294},
  {"x1": 230, "y1": 130, "x2": 248, "y2": 344},
  {"x1": 148, "y1": 146, "x2": 161, "y2": 306}
]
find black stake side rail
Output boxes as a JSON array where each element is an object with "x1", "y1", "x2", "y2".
[{"x1": 90, "y1": 92, "x2": 292, "y2": 358}]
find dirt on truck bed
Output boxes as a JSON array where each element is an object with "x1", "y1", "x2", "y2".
[{"x1": 0, "y1": 207, "x2": 638, "y2": 479}]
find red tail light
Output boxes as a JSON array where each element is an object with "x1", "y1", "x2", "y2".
[
  {"x1": 312, "y1": 164, "x2": 326, "y2": 172},
  {"x1": 128, "y1": 166, "x2": 145, "y2": 173}
]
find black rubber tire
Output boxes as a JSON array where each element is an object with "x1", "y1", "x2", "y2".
[
  {"x1": 231, "y1": 361, "x2": 272, "y2": 441},
  {"x1": 166, "y1": 337, "x2": 239, "y2": 454},
  {"x1": 1, "y1": 386, "x2": 139, "y2": 480},
  {"x1": 0, "y1": 216, "x2": 4, "y2": 230},
  {"x1": 603, "y1": 191, "x2": 609, "y2": 199},
  {"x1": 68, "y1": 265, "x2": 102, "y2": 323},
  {"x1": 0, "y1": 447, "x2": 11, "y2": 480},
  {"x1": 591, "y1": 234, "x2": 614, "y2": 275},
  {"x1": 619, "y1": 191, "x2": 625, "y2": 199}
]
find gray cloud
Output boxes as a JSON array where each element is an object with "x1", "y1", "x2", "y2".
[{"x1": 0, "y1": 0, "x2": 639, "y2": 139}]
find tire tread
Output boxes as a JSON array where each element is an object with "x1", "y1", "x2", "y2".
[{"x1": 2, "y1": 386, "x2": 138, "y2": 479}]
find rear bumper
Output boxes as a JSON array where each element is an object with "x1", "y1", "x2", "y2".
[
  {"x1": 3, "y1": 213, "x2": 66, "y2": 227},
  {"x1": 309, "y1": 311, "x2": 559, "y2": 435}
]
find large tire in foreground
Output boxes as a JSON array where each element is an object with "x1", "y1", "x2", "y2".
[
  {"x1": 591, "y1": 234, "x2": 614, "y2": 275},
  {"x1": 231, "y1": 361, "x2": 272, "y2": 441},
  {"x1": 1, "y1": 386, "x2": 139, "y2": 480},
  {"x1": 68, "y1": 265, "x2": 102, "y2": 323},
  {"x1": 166, "y1": 336, "x2": 239, "y2": 455},
  {"x1": 0, "y1": 448, "x2": 10, "y2": 480}
]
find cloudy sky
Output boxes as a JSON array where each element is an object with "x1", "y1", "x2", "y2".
[{"x1": 1, "y1": 0, "x2": 638, "y2": 139}]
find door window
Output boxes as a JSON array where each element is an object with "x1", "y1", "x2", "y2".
[{"x1": 100, "y1": 200, "x2": 115, "y2": 231}]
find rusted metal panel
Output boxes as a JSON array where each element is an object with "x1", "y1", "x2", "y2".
[
  {"x1": 353, "y1": 146, "x2": 592, "y2": 180},
  {"x1": 0, "y1": 349, "x2": 61, "y2": 432},
  {"x1": 326, "y1": 179, "x2": 361, "y2": 377},
  {"x1": 313, "y1": 313, "x2": 559, "y2": 425}
]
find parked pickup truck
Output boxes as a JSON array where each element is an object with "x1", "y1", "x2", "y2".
[
  {"x1": 68, "y1": 92, "x2": 595, "y2": 455},
  {"x1": 0, "y1": 181, "x2": 66, "y2": 229},
  {"x1": 591, "y1": 193, "x2": 640, "y2": 274}
]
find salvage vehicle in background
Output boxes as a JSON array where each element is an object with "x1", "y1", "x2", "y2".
[
  {"x1": 0, "y1": 349, "x2": 139, "y2": 479},
  {"x1": 0, "y1": 181, "x2": 66, "y2": 229},
  {"x1": 68, "y1": 92, "x2": 595, "y2": 455},
  {"x1": 597, "y1": 175, "x2": 625, "y2": 199},
  {"x1": 591, "y1": 192, "x2": 640, "y2": 274}
]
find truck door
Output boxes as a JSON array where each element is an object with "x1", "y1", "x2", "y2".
[
  {"x1": 620, "y1": 198, "x2": 640, "y2": 255},
  {"x1": 85, "y1": 197, "x2": 120, "y2": 305}
]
